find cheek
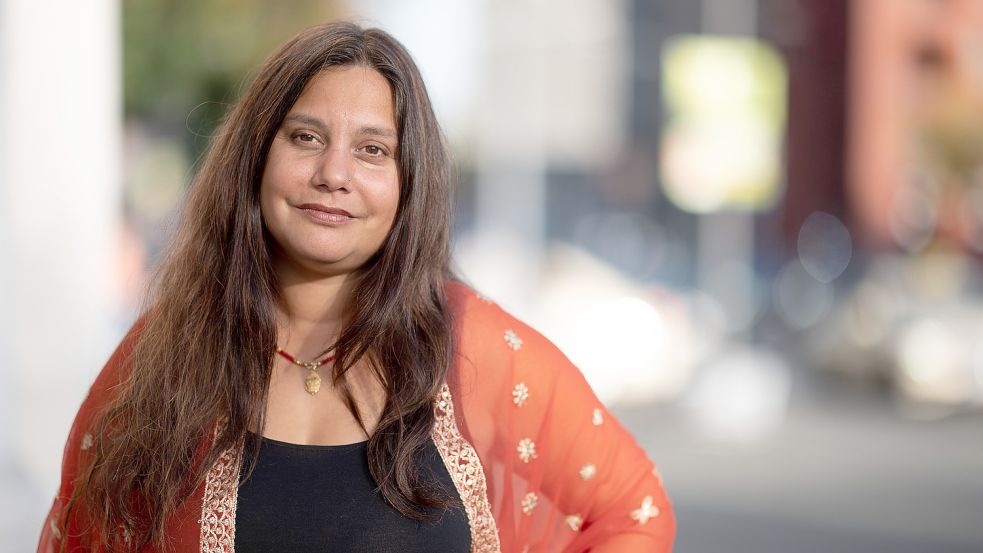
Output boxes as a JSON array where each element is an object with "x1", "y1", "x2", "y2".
[
  {"x1": 261, "y1": 141, "x2": 304, "y2": 190},
  {"x1": 258, "y1": 174, "x2": 276, "y2": 226},
  {"x1": 258, "y1": 173, "x2": 295, "y2": 240},
  {"x1": 383, "y1": 173, "x2": 401, "y2": 218},
  {"x1": 258, "y1": 152, "x2": 299, "y2": 219},
  {"x1": 361, "y1": 171, "x2": 400, "y2": 224},
  {"x1": 383, "y1": 185, "x2": 400, "y2": 221}
]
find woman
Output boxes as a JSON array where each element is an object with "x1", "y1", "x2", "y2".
[{"x1": 37, "y1": 22, "x2": 675, "y2": 552}]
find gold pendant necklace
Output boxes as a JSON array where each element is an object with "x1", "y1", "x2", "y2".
[{"x1": 274, "y1": 347, "x2": 336, "y2": 395}]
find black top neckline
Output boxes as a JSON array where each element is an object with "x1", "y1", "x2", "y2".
[
  {"x1": 246, "y1": 431, "x2": 369, "y2": 451},
  {"x1": 235, "y1": 428, "x2": 471, "y2": 552}
]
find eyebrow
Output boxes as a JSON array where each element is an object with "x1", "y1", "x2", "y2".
[{"x1": 283, "y1": 113, "x2": 397, "y2": 140}]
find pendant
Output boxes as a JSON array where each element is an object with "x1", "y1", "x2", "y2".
[{"x1": 305, "y1": 370, "x2": 321, "y2": 395}]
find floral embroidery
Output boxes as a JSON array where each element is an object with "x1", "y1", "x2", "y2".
[
  {"x1": 198, "y1": 423, "x2": 241, "y2": 553},
  {"x1": 512, "y1": 382, "x2": 529, "y2": 407},
  {"x1": 630, "y1": 495, "x2": 660, "y2": 525},
  {"x1": 81, "y1": 432, "x2": 93, "y2": 451},
  {"x1": 504, "y1": 329, "x2": 523, "y2": 351},
  {"x1": 592, "y1": 408, "x2": 603, "y2": 426},
  {"x1": 432, "y1": 384, "x2": 502, "y2": 552},
  {"x1": 565, "y1": 514, "x2": 583, "y2": 531},
  {"x1": 579, "y1": 463, "x2": 596, "y2": 481},
  {"x1": 517, "y1": 438, "x2": 537, "y2": 463},
  {"x1": 49, "y1": 514, "x2": 62, "y2": 540},
  {"x1": 521, "y1": 492, "x2": 538, "y2": 515}
]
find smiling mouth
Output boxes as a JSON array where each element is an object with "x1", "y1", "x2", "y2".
[{"x1": 297, "y1": 203, "x2": 354, "y2": 225}]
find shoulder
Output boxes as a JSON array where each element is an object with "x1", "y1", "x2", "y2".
[
  {"x1": 53, "y1": 315, "x2": 149, "y2": 499},
  {"x1": 86, "y1": 316, "x2": 147, "y2": 406},
  {"x1": 443, "y1": 278, "x2": 575, "y2": 376},
  {"x1": 443, "y1": 278, "x2": 507, "y2": 335},
  {"x1": 69, "y1": 314, "x2": 150, "y2": 438}
]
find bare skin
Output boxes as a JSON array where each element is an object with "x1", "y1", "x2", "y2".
[
  {"x1": 262, "y1": 272, "x2": 387, "y2": 446},
  {"x1": 257, "y1": 65, "x2": 399, "y2": 446}
]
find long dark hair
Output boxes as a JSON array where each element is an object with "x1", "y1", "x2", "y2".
[{"x1": 63, "y1": 21, "x2": 455, "y2": 551}]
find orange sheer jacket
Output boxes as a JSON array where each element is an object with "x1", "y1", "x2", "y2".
[{"x1": 37, "y1": 281, "x2": 676, "y2": 552}]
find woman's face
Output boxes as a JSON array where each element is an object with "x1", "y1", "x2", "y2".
[{"x1": 260, "y1": 65, "x2": 400, "y2": 277}]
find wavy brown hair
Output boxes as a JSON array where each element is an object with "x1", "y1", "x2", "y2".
[{"x1": 62, "y1": 22, "x2": 456, "y2": 551}]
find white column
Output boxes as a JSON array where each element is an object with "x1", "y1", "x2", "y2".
[{"x1": 0, "y1": 0, "x2": 122, "y2": 535}]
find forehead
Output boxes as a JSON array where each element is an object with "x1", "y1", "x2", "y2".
[{"x1": 288, "y1": 65, "x2": 396, "y2": 128}]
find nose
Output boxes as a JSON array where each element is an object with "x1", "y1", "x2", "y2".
[{"x1": 312, "y1": 145, "x2": 352, "y2": 191}]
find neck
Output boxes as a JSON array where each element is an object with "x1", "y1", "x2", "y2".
[{"x1": 273, "y1": 256, "x2": 359, "y2": 357}]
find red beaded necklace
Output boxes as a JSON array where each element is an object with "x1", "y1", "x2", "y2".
[{"x1": 275, "y1": 347, "x2": 336, "y2": 395}]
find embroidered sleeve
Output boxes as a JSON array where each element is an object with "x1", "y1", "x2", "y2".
[
  {"x1": 441, "y1": 281, "x2": 676, "y2": 552},
  {"x1": 520, "y1": 328, "x2": 675, "y2": 552}
]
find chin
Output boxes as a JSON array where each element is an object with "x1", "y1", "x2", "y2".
[{"x1": 303, "y1": 256, "x2": 358, "y2": 275}]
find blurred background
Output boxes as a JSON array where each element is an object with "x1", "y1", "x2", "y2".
[{"x1": 3, "y1": 0, "x2": 983, "y2": 551}]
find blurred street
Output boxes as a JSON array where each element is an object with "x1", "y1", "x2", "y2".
[
  {"x1": 5, "y1": 0, "x2": 983, "y2": 551},
  {"x1": 617, "y1": 373, "x2": 983, "y2": 553}
]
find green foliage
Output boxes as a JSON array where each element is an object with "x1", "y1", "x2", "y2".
[{"x1": 123, "y1": 0, "x2": 343, "y2": 153}]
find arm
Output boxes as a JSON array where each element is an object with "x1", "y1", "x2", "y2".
[
  {"x1": 450, "y1": 285, "x2": 676, "y2": 552},
  {"x1": 523, "y1": 330, "x2": 676, "y2": 552},
  {"x1": 37, "y1": 318, "x2": 145, "y2": 553}
]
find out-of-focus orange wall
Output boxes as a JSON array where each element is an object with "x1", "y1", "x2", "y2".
[{"x1": 849, "y1": 0, "x2": 983, "y2": 249}]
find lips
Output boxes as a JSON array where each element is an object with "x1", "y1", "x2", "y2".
[{"x1": 297, "y1": 203, "x2": 354, "y2": 224}]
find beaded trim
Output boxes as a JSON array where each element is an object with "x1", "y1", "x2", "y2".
[
  {"x1": 198, "y1": 426, "x2": 241, "y2": 553},
  {"x1": 432, "y1": 384, "x2": 502, "y2": 552}
]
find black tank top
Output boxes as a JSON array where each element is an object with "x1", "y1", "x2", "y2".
[{"x1": 234, "y1": 434, "x2": 471, "y2": 552}]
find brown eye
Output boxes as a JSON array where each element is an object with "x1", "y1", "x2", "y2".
[
  {"x1": 363, "y1": 145, "x2": 384, "y2": 156},
  {"x1": 290, "y1": 132, "x2": 323, "y2": 147}
]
